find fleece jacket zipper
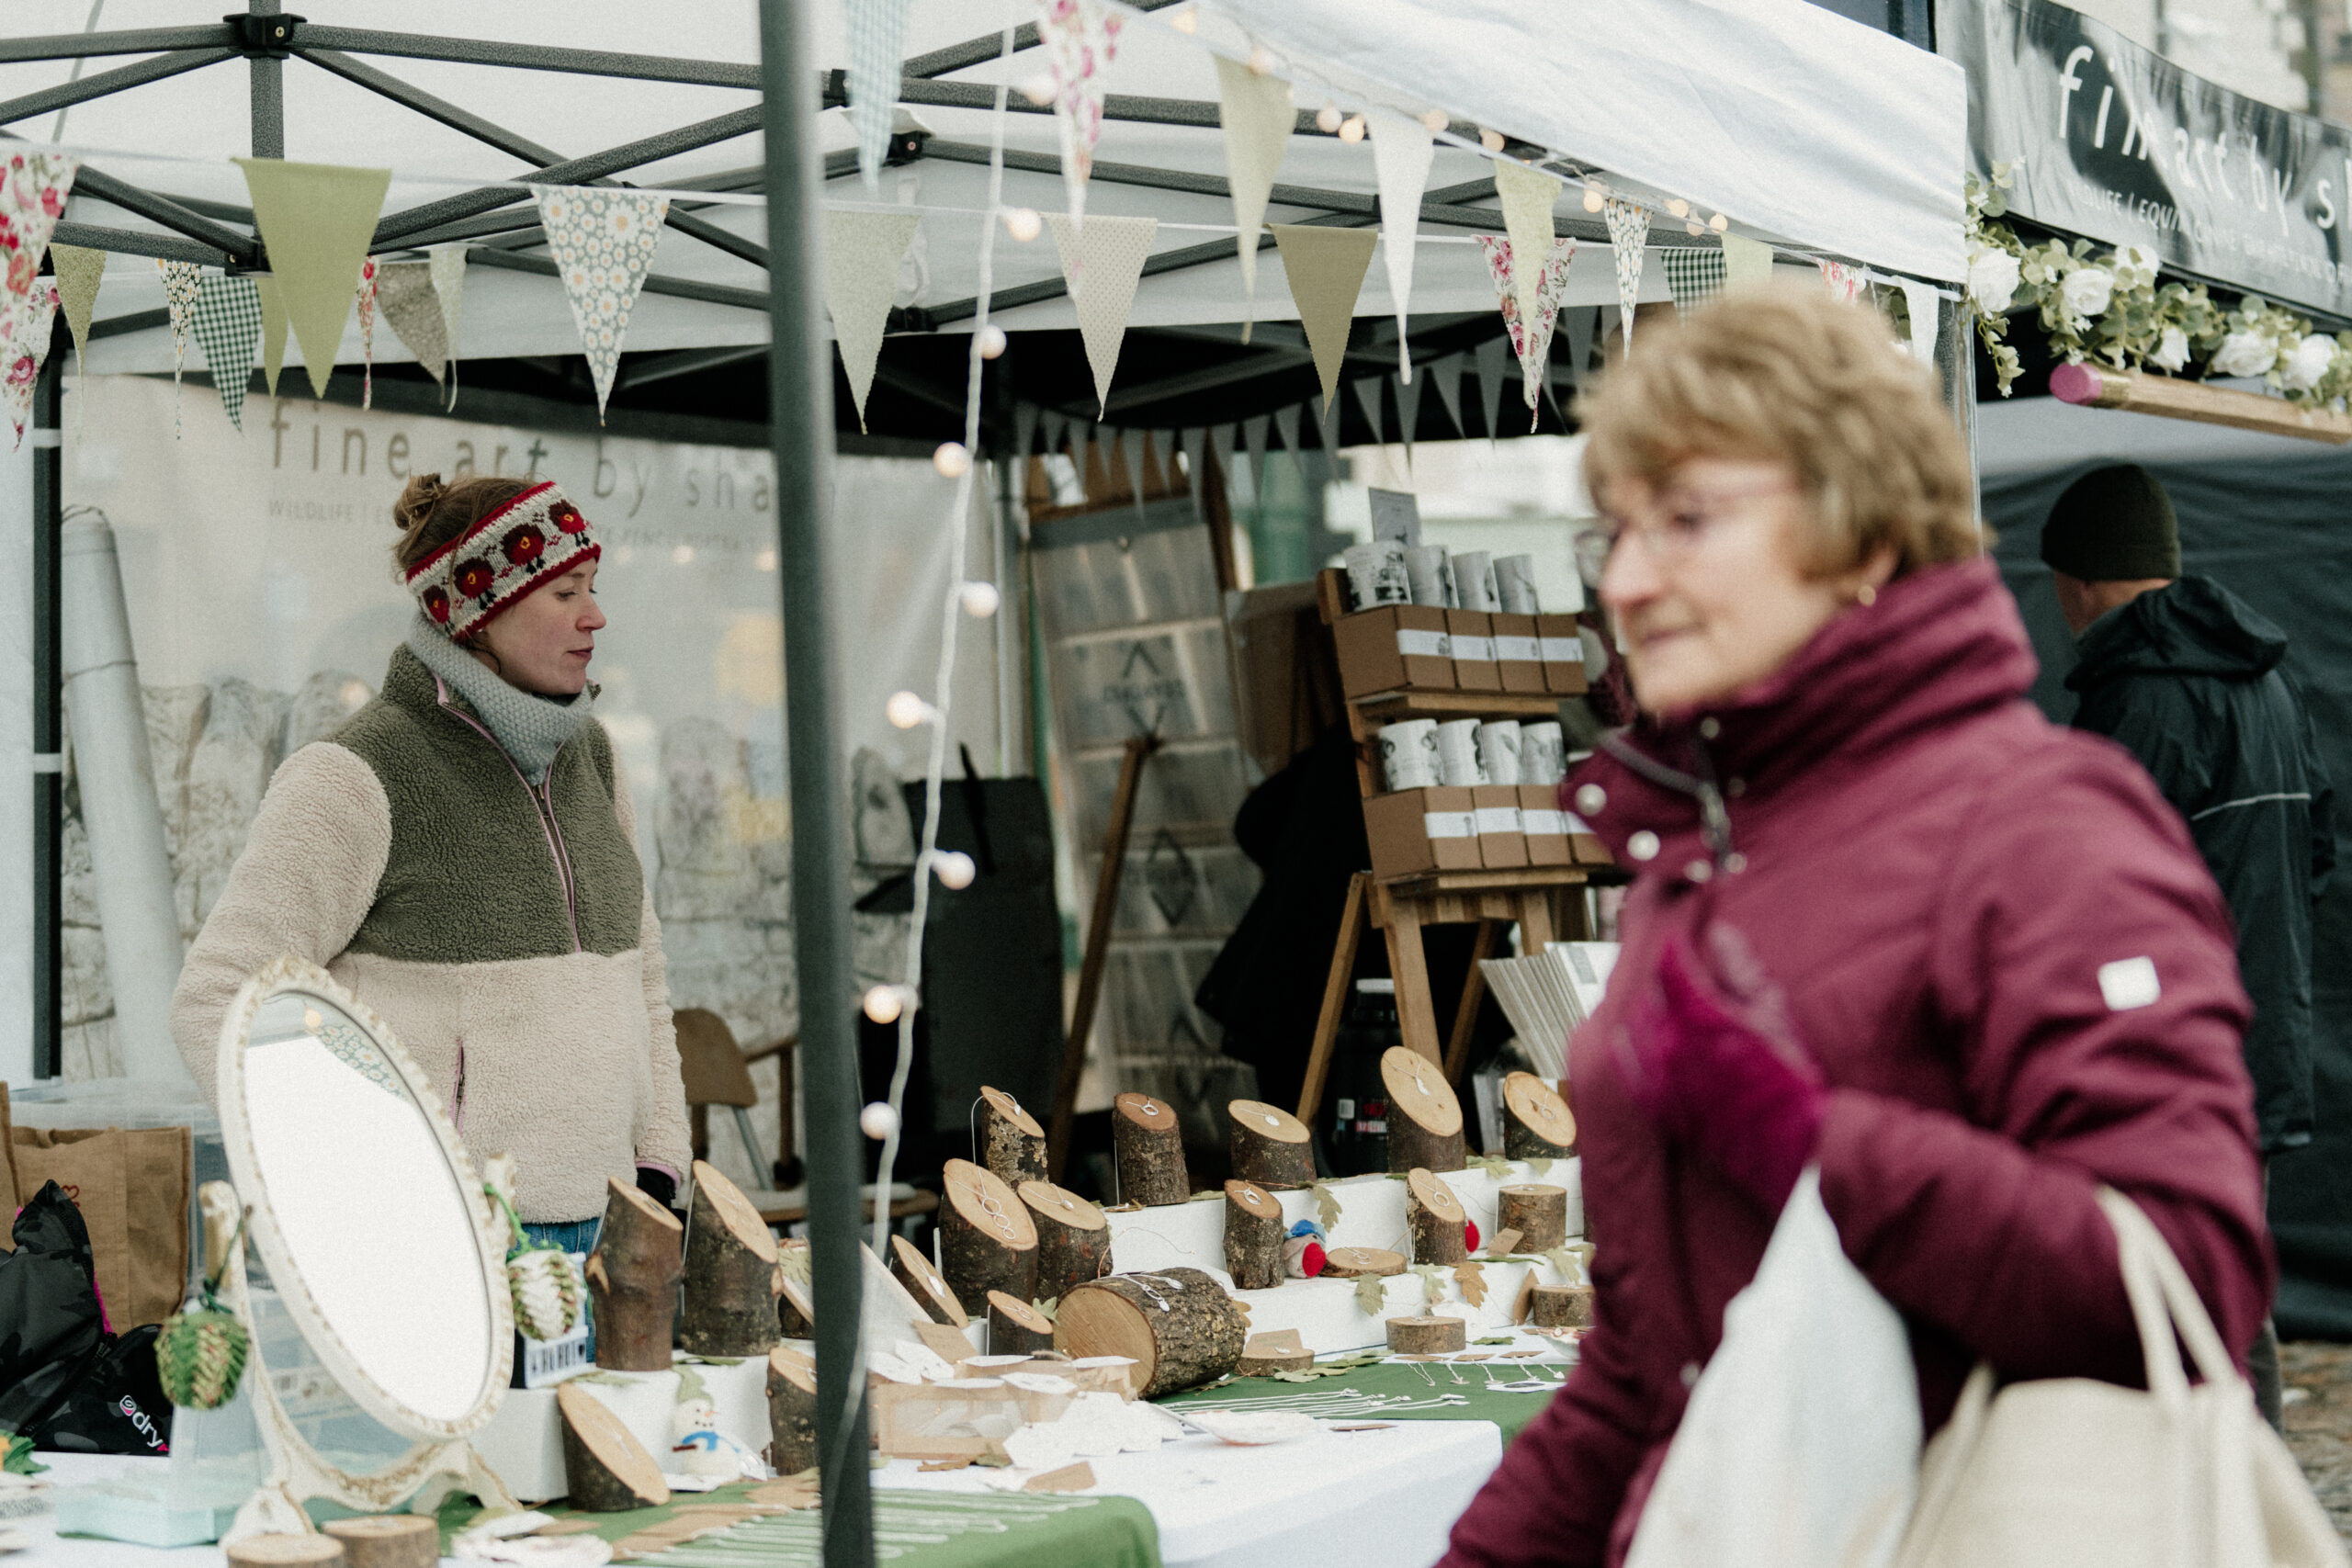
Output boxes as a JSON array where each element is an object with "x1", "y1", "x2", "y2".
[{"x1": 435, "y1": 677, "x2": 583, "y2": 953}]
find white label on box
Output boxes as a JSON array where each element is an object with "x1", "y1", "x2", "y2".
[
  {"x1": 1494, "y1": 636, "x2": 1541, "y2": 662},
  {"x1": 1423, "y1": 810, "x2": 1477, "y2": 840},
  {"x1": 1565, "y1": 813, "x2": 1597, "y2": 834},
  {"x1": 1475, "y1": 807, "x2": 1522, "y2": 835},
  {"x1": 1396, "y1": 627, "x2": 1452, "y2": 658},
  {"x1": 1452, "y1": 635, "x2": 1496, "y2": 663},
  {"x1": 520, "y1": 1319, "x2": 593, "y2": 1388},
  {"x1": 1540, "y1": 637, "x2": 1580, "y2": 661},
  {"x1": 1522, "y1": 808, "x2": 1566, "y2": 835}
]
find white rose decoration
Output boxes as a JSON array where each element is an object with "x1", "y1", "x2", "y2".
[
  {"x1": 1966, "y1": 246, "x2": 2020, "y2": 314},
  {"x1": 2149, "y1": 324, "x2": 2190, "y2": 373},
  {"x1": 2211, "y1": 330, "x2": 2279, "y2": 378},
  {"x1": 2060, "y1": 265, "x2": 2115, "y2": 323},
  {"x1": 2279, "y1": 333, "x2": 2338, "y2": 392}
]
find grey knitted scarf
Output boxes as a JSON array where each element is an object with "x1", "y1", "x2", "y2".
[{"x1": 404, "y1": 615, "x2": 596, "y2": 785}]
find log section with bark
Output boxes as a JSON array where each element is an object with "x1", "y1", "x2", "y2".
[
  {"x1": 224, "y1": 1540, "x2": 345, "y2": 1566},
  {"x1": 680, "y1": 1160, "x2": 783, "y2": 1357},
  {"x1": 1406, "y1": 1168, "x2": 1468, "y2": 1265},
  {"x1": 1502, "y1": 1072, "x2": 1577, "y2": 1158},
  {"x1": 1496, "y1": 1184, "x2": 1569, "y2": 1252},
  {"x1": 1227, "y1": 1100, "x2": 1314, "y2": 1189},
  {"x1": 889, "y1": 1234, "x2": 968, "y2": 1327},
  {"x1": 585, "y1": 1179, "x2": 684, "y2": 1371},
  {"x1": 766, "y1": 1346, "x2": 818, "y2": 1475},
  {"x1": 558, "y1": 1380, "x2": 672, "y2": 1511},
  {"x1": 1112, "y1": 1092, "x2": 1191, "y2": 1205},
  {"x1": 1319, "y1": 1247, "x2": 1406, "y2": 1279},
  {"x1": 1386, "y1": 1315, "x2": 1467, "y2": 1354},
  {"x1": 1054, "y1": 1267, "x2": 1247, "y2": 1397},
  {"x1": 1222, "y1": 1179, "x2": 1286, "y2": 1291},
  {"x1": 1381, "y1": 1048, "x2": 1466, "y2": 1173},
  {"x1": 319, "y1": 1517, "x2": 435, "y2": 1568},
  {"x1": 1018, "y1": 1179, "x2": 1112, "y2": 1301},
  {"x1": 979, "y1": 1086, "x2": 1050, "y2": 1188},
  {"x1": 939, "y1": 1158, "x2": 1038, "y2": 1314},
  {"x1": 1532, "y1": 1282, "x2": 1595, "y2": 1328},
  {"x1": 989, "y1": 1290, "x2": 1058, "y2": 1355}
]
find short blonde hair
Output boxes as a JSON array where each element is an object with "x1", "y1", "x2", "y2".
[{"x1": 1577, "y1": 284, "x2": 1979, "y2": 578}]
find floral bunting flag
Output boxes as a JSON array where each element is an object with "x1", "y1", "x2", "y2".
[
  {"x1": 1366, "y1": 107, "x2": 1435, "y2": 380},
  {"x1": 1477, "y1": 234, "x2": 1576, "y2": 431},
  {"x1": 0, "y1": 152, "x2": 77, "y2": 348},
  {"x1": 1602, "y1": 197, "x2": 1649, "y2": 359},
  {"x1": 355, "y1": 257, "x2": 378, "y2": 409},
  {"x1": 428, "y1": 243, "x2": 467, "y2": 408},
  {"x1": 848, "y1": 0, "x2": 915, "y2": 191},
  {"x1": 1214, "y1": 53, "x2": 1295, "y2": 344},
  {"x1": 1817, "y1": 260, "x2": 1863, "y2": 303},
  {"x1": 1659, "y1": 246, "x2": 1727, "y2": 320},
  {"x1": 157, "y1": 259, "x2": 201, "y2": 435},
  {"x1": 1492, "y1": 161, "x2": 1563, "y2": 354},
  {"x1": 1035, "y1": 0, "x2": 1125, "y2": 247},
  {"x1": 823, "y1": 209, "x2": 922, "y2": 434},
  {"x1": 531, "y1": 186, "x2": 670, "y2": 423},
  {"x1": 188, "y1": 273, "x2": 264, "y2": 433},
  {"x1": 2, "y1": 280, "x2": 58, "y2": 450}
]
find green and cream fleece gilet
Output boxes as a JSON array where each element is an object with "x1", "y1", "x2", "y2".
[{"x1": 171, "y1": 645, "x2": 691, "y2": 1223}]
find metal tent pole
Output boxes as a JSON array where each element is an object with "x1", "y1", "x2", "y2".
[
  {"x1": 757, "y1": 2, "x2": 870, "y2": 1564},
  {"x1": 30, "y1": 344, "x2": 60, "y2": 1078},
  {"x1": 247, "y1": 0, "x2": 284, "y2": 160}
]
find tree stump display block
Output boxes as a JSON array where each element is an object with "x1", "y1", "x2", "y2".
[
  {"x1": 1238, "y1": 1330, "x2": 1313, "y2": 1374},
  {"x1": 320, "y1": 1517, "x2": 435, "y2": 1568},
  {"x1": 1054, "y1": 1267, "x2": 1247, "y2": 1397},
  {"x1": 1386, "y1": 1315, "x2": 1467, "y2": 1355},
  {"x1": 557, "y1": 1381, "x2": 672, "y2": 1511},
  {"x1": 989, "y1": 1290, "x2": 1058, "y2": 1355},
  {"x1": 1502, "y1": 1072, "x2": 1577, "y2": 1159},
  {"x1": 940, "y1": 1158, "x2": 1038, "y2": 1314},
  {"x1": 1319, "y1": 1246, "x2": 1406, "y2": 1279},
  {"x1": 1381, "y1": 1048, "x2": 1466, "y2": 1173},
  {"x1": 585, "y1": 1179, "x2": 684, "y2": 1371},
  {"x1": 1112, "y1": 1092, "x2": 1190, "y2": 1206},
  {"x1": 979, "y1": 1086, "x2": 1049, "y2": 1188},
  {"x1": 226, "y1": 1539, "x2": 345, "y2": 1566},
  {"x1": 1227, "y1": 1100, "x2": 1314, "y2": 1189},
  {"x1": 1406, "y1": 1168, "x2": 1468, "y2": 1265},
  {"x1": 889, "y1": 1234, "x2": 968, "y2": 1328},
  {"x1": 1497, "y1": 1184, "x2": 1569, "y2": 1253},
  {"x1": 1018, "y1": 1179, "x2": 1111, "y2": 1302},
  {"x1": 1222, "y1": 1179, "x2": 1286, "y2": 1291},
  {"x1": 767, "y1": 1346, "x2": 819, "y2": 1475},
  {"x1": 1532, "y1": 1282, "x2": 1595, "y2": 1329},
  {"x1": 680, "y1": 1160, "x2": 784, "y2": 1357}
]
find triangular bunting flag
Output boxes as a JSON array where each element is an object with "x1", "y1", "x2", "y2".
[
  {"x1": 1561, "y1": 306, "x2": 1597, "y2": 391},
  {"x1": 236, "y1": 158, "x2": 392, "y2": 398},
  {"x1": 1660, "y1": 247, "x2": 1727, "y2": 320},
  {"x1": 1351, "y1": 377, "x2": 1388, "y2": 449},
  {"x1": 1271, "y1": 224, "x2": 1378, "y2": 417},
  {"x1": 1180, "y1": 426, "x2": 1207, "y2": 496},
  {"x1": 375, "y1": 260, "x2": 448, "y2": 384},
  {"x1": 1601, "y1": 197, "x2": 1649, "y2": 358},
  {"x1": 847, "y1": 0, "x2": 913, "y2": 190},
  {"x1": 1242, "y1": 413, "x2": 1270, "y2": 502},
  {"x1": 1428, "y1": 351, "x2": 1465, "y2": 436},
  {"x1": 189, "y1": 274, "x2": 264, "y2": 433},
  {"x1": 1210, "y1": 423, "x2": 1237, "y2": 500},
  {"x1": 2, "y1": 281, "x2": 57, "y2": 450},
  {"x1": 1046, "y1": 212, "x2": 1155, "y2": 415},
  {"x1": 1040, "y1": 407, "x2": 1069, "y2": 470},
  {"x1": 1478, "y1": 235, "x2": 1577, "y2": 432},
  {"x1": 1721, "y1": 233, "x2": 1775, "y2": 292},
  {"x1": 355, "y1": 257, "x2": 378, "y2": 409},
  {"x1": 157, "y1": 260, "x2": 199, "y2": 435},
  {"x1": 823, "y1": 209, "x2": 921, "y2": 434},
  {"x1": 429, "y1": 243, "x2": 466, "y2": 407},
  {"x1": 1365, "y1": 107, "x2": 1434, "y2": 380},
  {"x1": 1214, "y1": 54, "x2": 1295, "y2": 344},
  {"x1": 1015, "y1": 400, "x2": 1038, "y2": 461},
  {"x1": 532, "y1": 185, "x2": 669, "y2": 423},
  {"x1": 254, "y1": 276, "x2": 288, "y2": 396},
  {"x1": 1119, "y1": 425, "x2": 1147, "y2": 519},
  {"x1": 49, "y1": 243, "x2": 102, "y2": 384},
  {"x1": 1900, "y1": 278, "x2": 1941, "y2": 367},
  {"x1": 1492, "y1": 162, "x2": 1563, "y2": 353},
  {"x1": 1272, "y1": 402, "x2": 1303, "y2": 489},
  {"x1": 0, "y1": 153, "x2": 77, "y2": 349},
  {"x1": 1395, "y1": 359, "x2": 1424, "y2": 464},
  {"x1": 1036, "y1": 0, "x2": 1125, "y2": 241},
  {"x1": 1474, "y1": 334, "x2": 1510, "y2": 444},
  {"x1": 1817, "y1": 259, "x2": 1863, "y2": 303}
]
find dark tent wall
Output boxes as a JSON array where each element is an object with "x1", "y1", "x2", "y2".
[{"x1": 1982, "y1": 451, "x2": 2352, "y2": 1337}]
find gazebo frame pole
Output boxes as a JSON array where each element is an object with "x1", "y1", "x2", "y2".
[{"x1": 757, "y1": 3, "x2": 871, "y2": 1565}]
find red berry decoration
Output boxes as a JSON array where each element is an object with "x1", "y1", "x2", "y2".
[
  {"x1": 454, "y1": 558, "x2": 495, "y2": 599},
  {"x1": 549, "y1": 501, "x2": 588, "y2": 535},
  {"x1": 1465, "y1": 1220, "x2": 1480, "y2": 1253},
  {"x1": 503, "y1": 524, "x2": 547, "y2": 569},
  {"x1": 423, "y1": 585, "x2": 451, "y2": 624}
]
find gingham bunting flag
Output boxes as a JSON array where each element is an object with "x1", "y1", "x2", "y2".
[
  {"x1": 848, "y1": 0, "x2": 914, "y2": 191},
  {"x1": 156, "y1": 259, "x2": 200, "y2": 435},
  {"x1": 1035, "y1": 0, "x2": 1125, "y2": 245},
  {"x1": 1602, "y1": 197, "x2": 1649, "y2": 359},
  {"x1": 1, "y1": 279, "x2": 58, "y2": 451},
  {"x1": 1660, "y1": 247, "x2": 1728, "y2": 320},
  {"x1": 1478, "y1": 234, "x2": 1576, "y2": 432},
  {"x1": 356, "y1": 256, "x2": 378, "y2": 409},
  {"x1": 188, "y1": 274, "x2": 264, "y2": 432},
  {"x1": 532, "y1": 185, "x2": 669, "y2": 423}
]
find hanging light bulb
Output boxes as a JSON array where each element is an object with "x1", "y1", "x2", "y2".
[
  {"x1": 960, "y1": 581, "x2": 1001, "y2": 617},
  {"x1": 860, "y1": 1101, "x2": 901, "y2": 1139},
  {"x1": 1003, "y1": 207, "x2": 1043, "y2": 243},
  {"x1": 863, "y1": 985, "x2": 904, "y2": 1024},
  {"x1": 1686, "y1": 221, "x2": 1705, "y2": 236},
  {"x1": 1665, "y1": 197, "x2": 1690, "y2": 219},
  {"x1": 935, "y1": 851, "x2": 978, "y2": 889},
  {"x1": 978, "y1": 324, "x2": 1008, "y2": 359},
  {"x1": 887, "y1": 691, "x2": 930, "y2": 729},
  {"x1": 1316, "y1": 103, "x2": 1343, "y2": 133},
  {"x1": 1582, "y1": 186, "x2": 1606, "y2": 213},
  {"x1": 1709, "y1": 212, "x2": 1729, "y2": 232},
  {"x1": 1339, "y1": 115, "x2": 1366, "y2": 144},
  {"x1": 1420, "y1": 108, "x2": 1450, "y2": 133},
  {"x1": 934, "y1": 442, "x2": 972, "y2": 479}
]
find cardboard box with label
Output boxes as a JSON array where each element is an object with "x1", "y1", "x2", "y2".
[
  {"x1": 1472, "y1": 785, "x2": 1528, "y2": 868},
  {"x1": 1446, "y1": 610, "x2": 1500, "y2": 692},
  {"x1": 1519, "y1": 784, "x2": 1572, "y2": 866},
  {"x1": 1566, "y1": 809, "x2": 1613, "y2": 865},
  {"x1": 1335, "y1": 604, "x2": 1454, "y2": 697},
  {"x1": 1536, "y1": 615, "x2": 1589, "y2": 695},
  {"x1": 1492, "y1": 613, "x2": 1547, "y2": 694},
  {"x1": 1363, "y1": 786, "x2": 1481, "y2": 879}
]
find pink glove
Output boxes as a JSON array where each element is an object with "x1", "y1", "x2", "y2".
[{"x1": 1616, "y1": 929, "x2": 1826, "y2": 1211}]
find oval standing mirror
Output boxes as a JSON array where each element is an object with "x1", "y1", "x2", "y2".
[{"x1": 215, "y1": 956, "x2": 516, "y2": 1536}]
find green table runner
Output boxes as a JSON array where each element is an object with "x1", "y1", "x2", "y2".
[{"x1": 1159, "y1": 1361, "x2": 1564, "y2": 1444}]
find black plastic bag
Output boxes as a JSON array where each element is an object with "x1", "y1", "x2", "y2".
[
  {"x1": 11, "y1": 1325, "x2": 171, "y2": 1456},
  {"x1": 0, "y1": 1181, "x2": 104, "y2": 1403}
]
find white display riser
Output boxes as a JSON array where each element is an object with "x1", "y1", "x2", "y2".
[{"x1": 1237, "y1": 1257, "x2": 1576, "y2": 1354}]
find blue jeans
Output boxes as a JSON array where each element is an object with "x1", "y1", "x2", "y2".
[{"x1": 523, "y1": 1218, "x2": 604, "y2": 1255}]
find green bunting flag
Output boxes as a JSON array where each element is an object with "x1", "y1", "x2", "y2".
[{"x1": 236, "y1": 158, "x2": 392, "y2": 398}]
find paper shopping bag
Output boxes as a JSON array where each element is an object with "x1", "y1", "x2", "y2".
[{"x1": 9, "y1": 1125, "x2": 189, "y2": 1329}]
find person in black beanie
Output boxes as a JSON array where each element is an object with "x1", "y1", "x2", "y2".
[{"x1": 2043, "y1": 461, "x2": 2333, "y2": 1433}]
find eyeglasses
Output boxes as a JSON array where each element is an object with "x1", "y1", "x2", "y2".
[{"x1": 1573, "y1": 480, "x2": 1798, "y2": 582}]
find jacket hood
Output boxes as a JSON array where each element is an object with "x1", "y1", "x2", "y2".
[
  {"x1": 1565, "y1": 558, "x2": 2040, "y2": 858},
  {"x1": 2064, "y1": 575, "x2": 2287, "y2": 692}
]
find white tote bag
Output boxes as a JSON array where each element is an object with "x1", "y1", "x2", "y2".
[
  {"x1": 1893, "y1": 1187, "x2": 2346, "y2": 1568},
  {"x1": 1625, "y1": 1168, "x2": 1923, "y2": 1568}
]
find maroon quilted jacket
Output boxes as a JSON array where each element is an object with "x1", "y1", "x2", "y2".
[{"x1": 1441, "y1": 558, "x2": 2271, "y2": 1568}]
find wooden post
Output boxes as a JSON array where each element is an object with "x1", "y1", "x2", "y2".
[
  {"x1": 978, "y1": 1086, "x2": 1049, "y2": 1188},
  {"x1": 988, "y1": 1290, "x2": 1057, "y2": 1355},
  {"x1": 1295, "y1": 871, "x2": 1371, "y2": 1123},
  {"x1": 938, "y1": 1158, "x2": 1038, "y2": 1314},
  {"x1": 585, "y1": 1179, "x2": 684, "y2": 1371},
  {"x1": 1227, "y1": 1100, "x2": 1314, "y2": 1188},
  {"x1": 1384, "y1": 894, "x2": 1443, "y2": 1064},
  {"x1": 679, "y1": 1160, "x2": 784, "y2": 1358},
  {"x1": 1223, "y1": 1179, "x2": 1285, "y2": 1290},
  {"x1": 1382, "y1": 1046, "x2": 1466, "y2": 1173},
  {"x1": 1112, "y1": 1090, "x2": 1190, "y2": 1205},
  {"x1": 1502, "y1": 1072, "x2": 1577, "y2": 1159},
  {"x1": 557, "y1": 1381, "x2": 672, "y2": 1511},
  {"x1": 1047, "y1": 733, "x2": 1162, "y2": 1181},
  {"x1": 766, "y1": 1346, "x2": 819, "y2": 1475},
  {"x1": 1405, "y1": 1168, "x2": 1467, "y2": 1264},
  {"x1": 888, "y1": 1234, "x2": 968, "y2": 1328},
  {"x1": 2049, "y1": 361, "x2": 2352, "y2": 443},
  {"x1": 1442, "y1": 919, "x2": 1501, "y2": 1090},
  {"x1": 1054, "y1": 1266, "x2": 1248, "y2": 1397},
  {"x1": 1497, "y1": 1184, "x2": 1569, "y2": 1252},
  {"x1": 1019, "y1": 1179, "x2": 1111, "y2": 1301}
]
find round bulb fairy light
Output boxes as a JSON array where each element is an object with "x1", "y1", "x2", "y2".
[
  {"x1": 1665, "y1": 197, "x2": 1690, "y2": 218},
  {"x1": 887, "y1": 690, "x2": 929, "y2": 729},
  {"x1": 1582, "y1": 187, "x2": 1605, "y2": 213},
  {"x1": 1020, "y1": 73, "x2": 1056, "y2": 106},
  {"x1": 1338, "y1": 115, "x2": 1365, "y2": 143},
  {"x1": 1169, "y1": 5, "x2": 1198, "y2": 32},
  {"x1": 1687, "y1": 221, "x2": 1704, "y2": 236},
  {"x1": 933, "y1": 441, "x2": 972, "y2": 479},
  {"x1": 1420, "y1": 108, "x2": 1449, "y2": 133},
  {"x1": 959, "y1": 580, "x2": 1001, "y2": 617},
  {"x1": 863, "y1": 985, "x2": 904, "y2": 1024},
  {"x1": 1003, "y1": 207, "x2": 1043, "y2": 243},
  {"x1": 1478, "y1": 128, "x2": 1504, "y2": 152},
  {"x1": 978, "y1": 324, "x2": 1008, "y2": 360},
  {"x1": 1247, "y1": 45, "x2": 1273, "y2": 74},
  {"x1": 935, "y1": 851, "x2": 977, "y2": 890},
  {"x1": 860, "y1": 1101, "x2": 901, "y2": 1140},
  {"x1": 1709, "y1": 212, "x2": 1729, "y2": 232},
  {"x1": 1316, "y1": 103, "x2": 1343, "y2": 133}
]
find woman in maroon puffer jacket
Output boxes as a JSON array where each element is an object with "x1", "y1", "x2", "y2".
[{"x1": 1439, "y1": 288, "x2": 2270, "y2": 1568}]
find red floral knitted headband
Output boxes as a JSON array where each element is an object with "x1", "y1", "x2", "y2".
[{"x1": 404, "y1": 480, "x2": 600, "y2": 642}]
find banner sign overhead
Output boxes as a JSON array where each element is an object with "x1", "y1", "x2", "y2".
[{"x1": 1943, "y1": 0, "x2": 2352, "y2": 320}]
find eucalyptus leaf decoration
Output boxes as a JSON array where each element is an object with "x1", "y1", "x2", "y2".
[
  {"x1": 1354, "y1": 1270, "x2": 1387, "y2": 1316},
  {"x1": 1312, "y1": 1182, "x2": 1342, "y2": 1234},
  {"x1": 155, "y1": 1213, "x2": 250, "y2": 1411}
]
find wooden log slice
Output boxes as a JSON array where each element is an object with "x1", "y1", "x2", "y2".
[
  {"x1": 320, "y1": 1517, "x2": 435, "y2": 1568},
  {"x1": 1319, "y1": 1246, "x2": 1407, "y2": 1279},
  {"x1": 1380, "y1": 1047, "x2": 1466, "y2": 1173},
  {"x1": 226, "y1": 1539, "x2": 345, "y2": 1566},
  {"x1": 889, "y1": 1234, "x2": 969, "y2": 1327},
  {"x1": 1018, "y1": 1179, "x2": 1112, "y2": 1302},
  {"x1": 680, "y1": 1160, "x2": 784, "y2": 1357},
  {"x1": 775, "y1": 1240, "x2": 815, "y2": 1337},
  {"x1": 1237, "y1": 1337, "x2": 1315, "y2": 1375},
  {"x1": 1532, "y1": 1282, "x2": 1595, "y2": 1329},
  {"x1": 766, "y1": 1346, "x2": 819, "y2": 1475},
  {"x1": 557, "y1": 1381, "x2": 672, "y2": 1511},
  {"x1": 585, "y1": 1179, "x2": 684, "y2": 1371},
  {"x1": 979, "y1": 1086, "x2": 1050, "y2": 1188},
  {"x1": 988, "y1": 1290, "x2": 1058, "y2": 1356},
  {"x1": 1386, "y1": 1315, "x2": 1467, "y2": 1355},
  {"x1": 1222, "y1": 1179, "x2": 1286, "y2": 1292},
  {"x1": 1227, "y1": 1100, "x2": 1314, "y2": 1189},
  {"x1": 1502, "y1": 1072, "x2": 1578, "y2": 1158},
  {"x1": 939, "y1": 1158, "x2": 1038, "y2": 1314},
  {"x1": 1112, "y1": 1092, "x2": 1190, "y2": 1206},
  {"x1": 1406, "y1": 1168, "x2": 1468, "y2": 1266},
  {"x1": 1054, "y1": 1267, "x2": 1248, "y2": 1398},
  {"x1": 1497, "y1": 1184, "x2": 1569, "y2": 1253}
]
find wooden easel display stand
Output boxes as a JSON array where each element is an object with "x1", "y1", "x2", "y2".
[{"x1": 1295, "y1": 570, "x2": 1600, "y2": 1126}]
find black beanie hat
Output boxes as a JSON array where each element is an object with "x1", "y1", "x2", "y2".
[{"x1": 2040, "y1": 464, "x2": 2181, "y2": 581}]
